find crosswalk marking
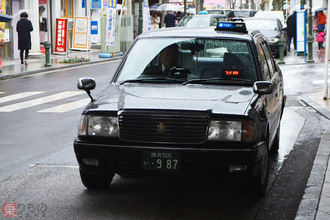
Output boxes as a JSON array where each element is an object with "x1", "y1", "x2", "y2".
[
  {"x1": 38, "y1": 98, "x2": 90, "y2": 113},
  {"x1": 0, "y1": 91, "x2": 45, "y2": 104},
  {"x1": 312, "y1": 79, "x2": 330, "y2": 85},
  {"x1": 0, "y1": 91, "x2": 84, "y2": 112}
]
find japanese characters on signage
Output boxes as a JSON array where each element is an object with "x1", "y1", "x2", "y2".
[
  {"x1": 106, "y1": 0, "x2": 117, "y2": 46},
  {"x1": 143, "y1": 0, "x2": 151, "y2": 32},
  {"x1": 91, "y1": 21, "x2": 98, "y2": 43},
  {"x1": 72, "y1": 17, "x2": 90, "y2": 50},
  {"x1": 0, "y1": 0, "x2": 7, "y2": 48},
  {"x1": 91, "y1": 0, "x2": 102, "y2": 9},
  {"x1": 55, "y1": 18, "x2": 67, "y2": 53},
  {"x1": 0, "y1": 0, "x2": 6, "y2": 14}
]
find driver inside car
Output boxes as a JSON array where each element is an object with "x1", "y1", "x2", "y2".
[{"x1": 142, "y1": 44, "x2": 197, "y2": 80}]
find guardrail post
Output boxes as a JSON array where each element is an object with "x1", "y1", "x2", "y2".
[
  {"x1": 278, "y1": 38, "x2": 285, "y2": 64},
  {"x1": 306, "y1": 35, "x2": 314, "y2": 63},
  {"x1": 44, "y1": 41, "x2": 51, "y2": 67}
]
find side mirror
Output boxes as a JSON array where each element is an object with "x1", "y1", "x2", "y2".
[
  {"x1": 77, "y1": 77, "x2": 96, "y2": 90},
  {"x1": 77, "y1": 78, "x2": 96, "y2": 101},
  {"x1": 253, "y1": 81, "x2": 273, "y2": 94}
]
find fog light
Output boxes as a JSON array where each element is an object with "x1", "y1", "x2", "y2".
[
  {"x1": 82, "y1": 159, "x2": 99, "y2": 166},
  {"x1": 229, "y1": 165, "x2": 247, "y2": 172}
]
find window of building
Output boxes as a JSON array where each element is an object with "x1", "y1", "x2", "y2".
[{"x1": 60, "y1": 0, "x2": 73, "y2": 18}]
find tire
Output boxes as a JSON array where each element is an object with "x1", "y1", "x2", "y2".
[
  {"x1": 79, "y1": 170, "x2": 114, "y2": 189},
  {"x1": 248, "y1": 146, "x2": 269, "y2": 197},
  {"x1": 270, "y1": 125, "x2": 280, "y2": 155}
]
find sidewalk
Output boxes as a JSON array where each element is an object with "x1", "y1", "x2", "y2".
[
  {"x1": 1, "y1": 44, "x2": 330, "y2": 220},
  {"x1": 0, "y1": 49, "x2": 122, "y2": 81}
]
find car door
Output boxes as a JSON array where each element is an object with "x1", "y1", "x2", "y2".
[
  {"x1": 255, "y1": 37, "x2": 279, "y2": 146},
  {"x1": 261, "y1": 40, "x2": 283, "y2": 145}
]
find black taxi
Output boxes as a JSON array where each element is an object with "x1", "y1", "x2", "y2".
[{"x1": 74, "y1": 22, "x2": 285, "y2": 196}]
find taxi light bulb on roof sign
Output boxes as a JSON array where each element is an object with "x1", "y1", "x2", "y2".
[{"x1": 216, "y1": 22, "x2": 247, "y2": 33}]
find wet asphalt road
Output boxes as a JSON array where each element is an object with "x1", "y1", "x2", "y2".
[{"x1": 0, "y1": 61, "x2": 329, "y2": 219}]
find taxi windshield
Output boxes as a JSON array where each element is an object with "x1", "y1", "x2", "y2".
[{"x1": 115, "y1": 38, "x2": 258, "y2": 85}]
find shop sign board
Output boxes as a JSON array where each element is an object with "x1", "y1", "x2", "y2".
[
  {"x1": 91, "y1": 21, "x2": 98, "y2": 43},
  {"x1": 296, "y1": 10, "x2": 306, "y2": 54},
  {"x1": 55, "y1": 18, "x2": 67, "y2": 53},
  {"x1": 106, "y1": 0, "x2": 117, "y2": 46},
  {"x1": 72, "y1": 17, "x2": 90, "y2": 50},
  {"x1": 92, "y1": 0, "x2": 102, "y2": 9},
  {"x1": 143, "y1": 0, "x2": 151, "y2": 32}
]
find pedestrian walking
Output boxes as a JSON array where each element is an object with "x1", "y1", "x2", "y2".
[
  {"x1": 16, "y1": 12, "x2": 33, "y2": 66},
  {"x1": 312, "y1": 14, "x2": 319, "y2": 35},
  {"x1": 317, "y1": 10, "x2": 327, "y2": 32},
  {"x1": 286, "y1": 10, "x2": 297, "y2": 52},
  {"x1": 164, "y1": 10, "x2": 178, "y2": 28},
  {"x1": 316, "y1": 29, "x2": 326, "y2": 54}
]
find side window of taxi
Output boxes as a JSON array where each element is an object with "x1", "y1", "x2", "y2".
[
  {"x1": 256, "y1": 42, "x2": 271, "y2": 81},
  {"x1": 261, "y1": 42, "x2": 276, "y2": 77}
]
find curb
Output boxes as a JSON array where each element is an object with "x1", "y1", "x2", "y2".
[
  {"x1": 0, "y1": 56, "x2": 122, "y2": 81},
  {"x1": 295, "y1": 129, "x2": 330, "y2": 220},
  {"x1": 295, "y1": 93, "x2": 330, "y2": 219}
]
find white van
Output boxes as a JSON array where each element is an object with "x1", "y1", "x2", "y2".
[{"x1": 254, "y1": 11, "x2": 286, "y2": 27}]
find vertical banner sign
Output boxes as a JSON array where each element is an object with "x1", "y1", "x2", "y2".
[
  {"x1": 72, "y1": 17, "x2": 90, "y2": 50},
  {"x1": 0, "y1": 0, "x2": 7, "y2": 48},
  {"x1": 91, "y1": 0, "x2": 102, "y2": 9},
  {"x1": 91, "y1": 21, "x2": 98, "y2": 43},
  {"x1": 143, "y1": 0, "x2": 151, "y2": 32},
  {"x1": 106, "y1": 0, "x2": 117, "y2": 46},
  {"x1": 55, "y1": 18, "x2": 68, "y2": 53},
  {"x1": 296, "y1": 10, "x2": 306, "y2": 54}
]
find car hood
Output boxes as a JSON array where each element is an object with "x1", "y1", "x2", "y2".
[{"x1": 88, "y1": 83, "x2": 256, "y2": 116}]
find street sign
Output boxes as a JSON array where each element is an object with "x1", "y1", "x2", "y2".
[{"x1": 296, "y1": 10, "x2": 306, "y2": 55}]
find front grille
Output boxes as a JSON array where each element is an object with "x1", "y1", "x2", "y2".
[{"x1": 119, "y1": 110, "x2": 210, "y2": 144}]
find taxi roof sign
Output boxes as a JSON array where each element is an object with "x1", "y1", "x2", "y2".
[{"x1": 215, "y1": 22, "x2": 247, "y2": 33}]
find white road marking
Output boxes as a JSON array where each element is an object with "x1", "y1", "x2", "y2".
[
  {"x1": 0, "y1": 91, "x2": 84, "y2": 112},
  {"x1": 0, "y1": 91, "x2": 45, "y2": 104},
  {"x1": 312, "y1": 79, "x2": 330, "y2": 85},
  {"x1": 38, "y1": 98, "x2": 90, "y2": 113}
]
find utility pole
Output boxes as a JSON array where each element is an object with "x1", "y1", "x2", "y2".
[
  {"x1": 306, "y1": 0, "x2": 314, "y2": 62},
  {"x1": 138, "y1": 0, "x2": 143, "y2": 34}
]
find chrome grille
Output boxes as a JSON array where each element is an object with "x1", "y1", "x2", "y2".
[{"x1": 118, "y1": 110, "x2": 210, "y2": 144}]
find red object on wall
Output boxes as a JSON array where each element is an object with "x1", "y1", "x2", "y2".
[
  {"x1": 55, "y1": 18, "x2": 67, "y2": 53},
  {"x1": 39, "y1": 0, "x2": 47, "y2": 4},
  {"x1": 40, "y1": 46, "x2": 45, "y2": 54}
]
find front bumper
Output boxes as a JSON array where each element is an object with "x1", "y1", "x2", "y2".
[{"x1": 74, "y1": 138, "x2": 267, "y2": 179}]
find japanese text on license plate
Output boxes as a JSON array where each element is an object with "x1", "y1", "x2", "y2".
[{"x1": 142, "y1": 151, "x2": 180, "y2": 171}]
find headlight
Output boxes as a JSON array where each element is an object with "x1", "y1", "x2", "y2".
[
  {"x1": 207, "y1": 120, "x2": 256, "y2": 142},
  {"x1": 77, "y1": 115, "x2": 119, "y2": 137},
  {"x1": 267, "y1": 37, "x2": 279, "y2": 43}
]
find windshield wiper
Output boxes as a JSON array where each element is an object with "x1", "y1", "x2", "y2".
[
  {"x1": 182, "y1": 77, "x2": 252, "y2": 85},
  {"x1": 120, "y1": 77, "x2": 184, "y2": 85}
]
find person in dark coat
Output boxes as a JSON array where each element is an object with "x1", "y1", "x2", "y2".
[
  {"x1": 164, "y1": 11, "x2": 178, "y2": 27},
  {"x1": 286, "y1": 11, "x2": 297, "y2": 52},
  {"x1": 16, "y1": 12, "x2": 33, "y2": 65}
]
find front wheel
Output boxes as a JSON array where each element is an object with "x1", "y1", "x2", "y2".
[
  {"x1": 80, "y1": 170, "x2": 114, "y2": 189},
  {"x1": 248, "y1": 147, "x2": 269, "y2": 197}
]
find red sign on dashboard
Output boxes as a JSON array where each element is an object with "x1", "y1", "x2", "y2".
[{"x1": 55, "y1": 18, "x2": 67, "y2": 53}]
